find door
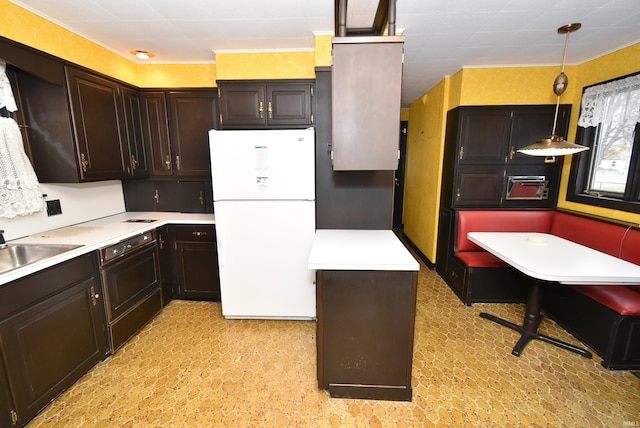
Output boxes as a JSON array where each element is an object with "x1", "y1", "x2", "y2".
[
  {"x1": 0, "y1": 278, "x2": 106, "y2": 425},
  {"x1": 210, "y1": 129, "x2": 315, "y2": 201},
  {"x1": 167, "y1": 90, "x2": 218, "y2": 176},
  {"x1": 214, "y1": 200, "x2": 316, "y2": 319},
  {"x1": 141, "y1": 91, "x2": 173, "y2": 176},
  {"x1": 393, "y1": 121, "x2": 408, "y2": 228},
  {"x1": 66, "y1": 67, "x2": 128, "y2": 180},
  {"x1": 218, "y1": 84, "x2": 266, "y2": 127}
]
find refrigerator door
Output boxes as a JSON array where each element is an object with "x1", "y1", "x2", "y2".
[
  {"x1": 214, "y1": 199, "x2": 316, "y2": 319},
  {"x1": 210, "y1": 128, "x2": 315, "y2": 201}
]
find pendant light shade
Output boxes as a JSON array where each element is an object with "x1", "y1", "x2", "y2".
[{"x1": 518, "y1": 23, "x2": 588, "y2": 159}]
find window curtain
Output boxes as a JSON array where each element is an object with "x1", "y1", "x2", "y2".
[
  {"x1": 578, "y1": 73, "x2": 640, "y2": 128},
  {"x1": 0, "y1": 60, "x2": 44, "y2": 218}
]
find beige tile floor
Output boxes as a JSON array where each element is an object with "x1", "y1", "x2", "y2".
[{"x1": 28, "y1": 262, "x2": 640, "y2": 427}]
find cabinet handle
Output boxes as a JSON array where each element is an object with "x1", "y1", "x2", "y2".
[
  {"x1": 165, "y1": 155, "x2": 171, "y2": 169},
  {"x1": 192, "y1": 231, "x2": 208, "y2": 236},
  {"x1": 199, "y1": 191, "x2": 204, "y2": 205},
  {"x1": 90, "y1": 286, "x2": 100, "y2": 306},
  {"x1": 459, "y1": 147, "x2": 464, "y2": 160},
  {"x1": 259, "y1": 101, "x2": 264, "y2": 119},
  {"x1": 509, "y1": 146, "x2": 515, "y2": 160},
  {"x1": 159, "y1": 234, "x2": 165, "y2": 250},
  {"x1": 80, "y1": 153, "x2": 88, "y2": 172},
  {"x1": 154, "y1": 189, "x2": 160, "y2": 204},
  {"x1": 131, "y1": 154, "x2": 138, "y2": 168},
  {"x1": 176, "y1": 155, "x2": 181, "y2": 170},
  {"x1": 456, "y1": 187, "x2": 461, "y2": 201},
  {"x1": 268, "y1": 101, "x2": 273, "y2": 119}
]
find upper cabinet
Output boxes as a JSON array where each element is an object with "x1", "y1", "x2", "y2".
[
  {"x1": 331, "y1": 36, "x2": 405, "y2": 171},
  {"x1": 13, "y1": 65, "x2": 146, "y2": 182},
  {"x1": 141, "y1": 90, "x2": 217, "y2": 177},
  {"x1": 217, "y1": 80, "x2": 314, "y2": 129},
  {"x1": 440, "y1": 105, "x2": 571, "y2": 209},
  {"x1": 166, "y1": 90, "x2": 218, "y2": 176}
]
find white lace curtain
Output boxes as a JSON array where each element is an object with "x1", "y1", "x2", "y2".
[
  {"x1": 0, "y1": 60, "x2": 44, "y2": 218},
  {"x1": 578, "y1": 73, "x2": 640, "y2": 128}
]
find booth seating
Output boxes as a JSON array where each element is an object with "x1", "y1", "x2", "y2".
[{"x1": 452, "y1": 209, "x2": 640, "y2": 370}]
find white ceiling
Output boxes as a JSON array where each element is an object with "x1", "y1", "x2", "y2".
[{"x1": 9, "y1": 0, "x2": 640, "y2": 107}]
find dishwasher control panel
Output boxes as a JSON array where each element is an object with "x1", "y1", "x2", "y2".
[{"x1": 101, "y1": 231, "x2": 156, "y2": 263}]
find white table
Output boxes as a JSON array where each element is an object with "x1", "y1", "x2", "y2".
[{"x1": 467, "y1": 232, "x2": 640, "y2": 358}]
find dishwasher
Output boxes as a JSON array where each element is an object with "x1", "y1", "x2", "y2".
[{"x1": 100, "y1": 231, "x2": 161, "y2": 353}]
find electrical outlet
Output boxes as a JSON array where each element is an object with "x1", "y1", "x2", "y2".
[{"x1": 46, "y1": 199, "x2": 62, "y2": 216}]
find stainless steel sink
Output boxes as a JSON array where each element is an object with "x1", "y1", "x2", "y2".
[{"x1": 0, "y1": 244, "x2": 82, "y2": 275}]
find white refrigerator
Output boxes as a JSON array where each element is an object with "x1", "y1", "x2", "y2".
[{"x1": 209, "y1": 128, "x2": 316, "y2": 319}]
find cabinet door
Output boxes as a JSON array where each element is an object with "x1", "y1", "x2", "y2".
[
  {"x1": 122, "y1": 87, "x2": 149, "y2": 177},
  {"x1": 458, "y1": 107, "x2": 512, "y2": 164},
  {"x1": 266, "y1": 84, "x2": 313, "y2": 126},
  {"x1": 173, "y1": 225, "x2": 221, "y2": 300},
  {"x1": 218, "y1": 84, "x2": 266, "y2": 128},
  {"x1": 0, "y1": 276, "x2": 106, "y2": 426},
  {"x1": 167, "y1": 91, "x2": 217, "y2": 176},
  {"x1": 141, "y1": 91, "x2": 173, "y2": 176},
  {"x1": 122, "y1": 180, "x2": 211, "y2": 213},
  {"x1": 508, "y1": 105, "x2": 571, "y2": 164},
  {"x1": 331, "y1": 38, "x2": 404, "y2": 170},
  {"x1": 453, "y1": 166, "x2": 505, "y2": 207},
  {"x1": 66, "y1": 67, "x2": 128, "y2": 180},
  {"x1": 157, "y1": 226, "x2": 174, "y2": 307}
]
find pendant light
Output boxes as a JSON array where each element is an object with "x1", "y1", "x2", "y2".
[{"x1": 518, "y1": 23, "x2": 589, "y2": 162}]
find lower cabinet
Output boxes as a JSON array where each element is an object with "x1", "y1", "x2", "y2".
[
  {"x1": 157, "y1": 226, "x2": 174, "y2": 307},
  {"x1": 0, "y1": 254, "x2": 107, "y2": 427},
  {"x1": 316, "y1": 269, "x2": 417, "y2": 401},
  {"x1": 172, "y1": 225, "x2": 221, "y2": 300}
]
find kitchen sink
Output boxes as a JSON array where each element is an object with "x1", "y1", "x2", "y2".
[{"x1": 0, "y1": 243, "x2": 82, "y2": 276}]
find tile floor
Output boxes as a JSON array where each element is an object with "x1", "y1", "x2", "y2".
[{"x1": 28, "y1": 261, "x2": 640, "y2": 427}]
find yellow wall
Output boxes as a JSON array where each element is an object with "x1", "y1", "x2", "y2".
[
  {"x1": 557, "y1": 43, "x2": 640, "y2": 225},
  {"x1": 405, "y1": 43, "x2": 640, "y2": 262},
  {"x1": 403, "y1": 79, "x2": 449, "y2": 260},
  {"x1": 1, "y1": 0, "x2": 325, "y2": 87}
]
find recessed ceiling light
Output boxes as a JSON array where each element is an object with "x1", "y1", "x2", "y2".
[{"x1": 130, "y1": 50, "x2": 155, "y2": 60}]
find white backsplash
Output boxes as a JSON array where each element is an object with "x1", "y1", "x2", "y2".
[{"x1": 0, "y1": 180, "x2": 125, "y2": 241}]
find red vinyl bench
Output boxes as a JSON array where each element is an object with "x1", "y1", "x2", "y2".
[{"x1": 451, "y1": 209, "x2": 640, "y2": 370}]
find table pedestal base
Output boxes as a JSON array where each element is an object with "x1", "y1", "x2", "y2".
[{"x1": 479, "y1": 280, "x2": 592, "y2": 359}]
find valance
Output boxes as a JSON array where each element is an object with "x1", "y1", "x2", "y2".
[{"x1": 578, "y1": 73, "x2": 640, "y2": 128}]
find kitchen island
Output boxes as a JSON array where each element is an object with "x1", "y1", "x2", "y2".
[{"x1": 308, "y1": 229, "x2": 419, "y2": 401}]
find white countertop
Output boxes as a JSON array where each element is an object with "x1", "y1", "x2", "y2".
[
  {"x1": 308, "y1": 229, "x2": 419, "y2": 271},
  {"x1": 468, "y1": 232, "x2": 640, "y2": 285},
  {"x1": 1, "y1": 212, "x2": 214, "y2": 286}
]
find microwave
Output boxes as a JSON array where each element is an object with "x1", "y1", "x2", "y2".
[{"x1": 505, "y1": 176, "x2": 549, "y2": 200}]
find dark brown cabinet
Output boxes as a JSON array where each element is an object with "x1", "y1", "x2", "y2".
[
  {"x1": 122, "y1": 179, "x2": 213, "y2": 213},
  {"x1": 0, "y1": 254, "x2": 107, "y2": 427},
  {"x1": 217, "y1": 80, "x2": 314, "y2": 129},
  {"x1": 172, "y1": 225, "x2": 220, "y2": 300},
  {"x1": 122, "y1": 87, "x2": 149, "y2": 177},
  {"x1": 316, "y1": 269, "x2": 417, "y2": 401},
  {"x1": 331, "y1": 36, "x2": 404, "y2": 171},
  {"x1": 166, "y1": 90, "x2": 217, "y2": 176},
  {"x1": 12, "y1": 65, "x2": 145, "y2": 182},
  {"x1": 441, "y1": 105, "x2": 570, "y2": 209},
  {"x1": 141, "y1": 91, "x2": 173, "y2": 176},
  {"x1": 157, "y1": 226, "x2": 173, "y2": 307}
]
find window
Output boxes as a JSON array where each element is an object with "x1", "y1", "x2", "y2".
[{"x1": 568, "y1": 72, "x2": 640, "y2": 213}]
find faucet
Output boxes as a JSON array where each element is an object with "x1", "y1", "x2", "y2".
[{"x1": 0, "y1": 230, "x2": 5, "y2": 248}]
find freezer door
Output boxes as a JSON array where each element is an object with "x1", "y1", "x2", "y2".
[
  {"x1": 209, "y1": 128, "x2": 315, "y2": 201},
  {"x1": 214, "y1": 200, "x2": 316, "y2": 319}
]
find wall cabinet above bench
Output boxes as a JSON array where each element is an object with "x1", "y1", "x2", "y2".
[
  {"x1": 440, "y1": 105, "x2": 571, "y2": 209},
  {"x1": 217, "y1": 80, "x2": 314, "y2": 129}
]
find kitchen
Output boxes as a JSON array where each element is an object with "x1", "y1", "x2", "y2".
[{"x1": 1, "y1": 0, "x2": 640, "y2": 426}]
